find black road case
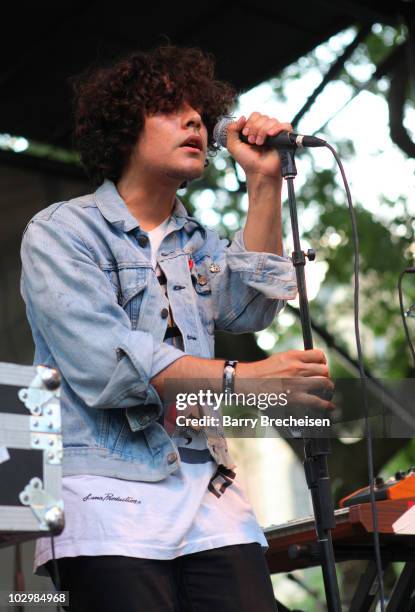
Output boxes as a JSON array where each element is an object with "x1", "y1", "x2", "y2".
[{"x1": 0, "y1": 363, "x2": 64, "y2": 548}]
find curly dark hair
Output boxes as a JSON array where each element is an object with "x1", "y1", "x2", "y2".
[{"x1": 71, "y1": 45, "x2": 237, "y2": 187}]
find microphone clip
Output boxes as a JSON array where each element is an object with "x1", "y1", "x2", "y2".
[{"x1": 279, "y1": 148, "x2": 298, "y2": 179}]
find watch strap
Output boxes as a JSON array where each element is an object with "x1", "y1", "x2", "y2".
[{"x1": 223, "y1": 360, "x2": 238, "y2": 395}]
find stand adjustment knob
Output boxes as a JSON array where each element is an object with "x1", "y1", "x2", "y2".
[
  {"x1": 374, "y1": 476, "x2": 384, "y2": 487},
  {"x1": 306, "y1": 249, "x2": 316, "y2": 261}
]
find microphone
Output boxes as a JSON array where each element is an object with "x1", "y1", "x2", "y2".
[{"x1": 213, "y1": 116, "x2": 326, "y2": 150}]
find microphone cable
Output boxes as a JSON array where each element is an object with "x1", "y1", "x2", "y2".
[{"x1": 325, "y1": 142, "x2": 386, "y2": 610}]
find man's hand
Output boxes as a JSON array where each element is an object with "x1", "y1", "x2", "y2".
[
  {"x1": 226, "y1": 113, "x2": 293, "y2": 179},
  {"x1": 237, "y1": 349, "x2": 335, "y2": 413},
  {"x1": 258, "y1": 349, "x2": 330, "y2": 378},
  {"x1": 151, "y1": 350, "x2": 335, "y2": 413}
]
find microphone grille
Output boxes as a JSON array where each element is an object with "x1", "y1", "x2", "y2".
[{"x1": 213, "y1": 116, "x2": 234, "y2": 148}]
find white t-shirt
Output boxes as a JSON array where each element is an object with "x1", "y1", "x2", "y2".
[
  {"x1": 148, "y1": 215, "x2": 170, "y2": 269},
  {"x1": 34, "y1": 216, "x2": 267, "y2": 575}
]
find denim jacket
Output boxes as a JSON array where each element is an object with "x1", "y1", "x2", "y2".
[{"x1": 20, "y1": 179, "x2": 297, "y2": 481}]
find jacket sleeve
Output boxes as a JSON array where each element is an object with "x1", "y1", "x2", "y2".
[
  {"x1": 202, "y1": 228, "x2": 297, "y2": 333},
  {"x1": 20, "y1": 217, "x2": 187, "y2": 429}
]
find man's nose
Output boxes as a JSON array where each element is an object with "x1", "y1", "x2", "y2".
[{"x1": 183, "y1": 107, "x2": 202, "y2": 130}]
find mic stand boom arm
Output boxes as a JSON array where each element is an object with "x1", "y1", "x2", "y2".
[{"x1": 279, "y1": 148, "x2": 341, "y2": 611}]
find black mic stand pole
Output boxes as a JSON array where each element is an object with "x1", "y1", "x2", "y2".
[{"x1": 279, "y1": 148, "x2": 341, "y2": 611}]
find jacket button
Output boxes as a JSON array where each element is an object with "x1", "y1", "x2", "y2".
[
  {"x1": 137, "y1": 234, "x2": 148, "y2": 247},
  {"x1": 160, "y1": 308, "x2": 169, "y2": 319},
  {"x1": 167, "y1": 452, "x2": 178, "y2": 465}
]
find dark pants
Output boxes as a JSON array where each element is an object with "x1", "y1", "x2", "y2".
[{"x1": 46, "y1": 543, "x2": 278, "y2": 612}]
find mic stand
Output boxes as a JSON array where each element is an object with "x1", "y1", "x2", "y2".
[{"x1": 279, "y1": 148, "x2": 341, "y2": 611}]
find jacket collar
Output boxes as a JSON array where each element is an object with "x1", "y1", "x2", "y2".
[{"x1": 94, "y1": 179, "x2": 205, "y2": 236}]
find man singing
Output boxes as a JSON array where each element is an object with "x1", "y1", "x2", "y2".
[{"x1": 21, "y1": 45, "x2": 333, "y2": 611}]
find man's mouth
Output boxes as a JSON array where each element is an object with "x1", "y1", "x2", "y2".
[{"x1": 180, "y1": 136, "x2": 203, "y2": 151}]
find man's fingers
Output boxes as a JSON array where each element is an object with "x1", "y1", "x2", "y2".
[
  {"x1": 305, "y1": 396, "x2": 336, "y2": 412},
  {"x1": 289, "y1": 378, "x2": 334, "y2": 404},
  {"x1": 226, "y1": 116, "x2": 246, "y2": 141},
  {"x1": 298, "y1": 363, "x2": 329, "y2": 377},
  {"x1": 240, "y1": 113, "x2": 293, "y2": 146},
  {"x1": 266, "y1": 121, "x2": 293, "y2": 137},
  {"x1": 290, "y1": 392, "x2": 336, "y2": 412},
  {"x1": 243, "y1": 115, "x2": 269, "y2": 143},
  {"x1": 296, "y1": 376, "x2": 334, "y2": 395},
  {"x1": 295, "y1": 349, "x2": 327, "y2": 364},
  {"x1": 256, "y1": 119, "x2": 281, "y2": 145},
  {"x1": 242, "y1": 112, "x2": 262, "y2": 136}
]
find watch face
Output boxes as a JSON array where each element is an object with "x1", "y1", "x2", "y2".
[{"x1": 224, "y1": 366, "x2": 234, "y2": 375}]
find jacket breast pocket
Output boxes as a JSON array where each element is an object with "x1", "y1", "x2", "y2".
[{"x1": 103, "y1": 265, "x2": 148, "y2": 330}]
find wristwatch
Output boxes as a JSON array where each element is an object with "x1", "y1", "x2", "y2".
[{"x1": 223, "y1": 360, "x2": 239, "y2": 395}]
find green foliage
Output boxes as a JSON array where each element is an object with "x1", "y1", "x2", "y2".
[
  {"x1": 382, "y1": 439, "x2": 415, "y2": 476},
  {"x1": 182, "y1": 27, "x2": 415, "y2": 534},
  {"x1": 183, "y1": 23, "x2": 415, "y2": 608},
  {"x1": 183, "y1": 23, "x2": 415, "y2": 382}
]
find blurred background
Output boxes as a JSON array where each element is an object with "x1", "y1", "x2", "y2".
[{"x1": 0, "y1": 1, "x2": 414, "y2": 609}]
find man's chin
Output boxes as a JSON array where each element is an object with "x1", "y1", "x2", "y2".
[{"x1": 166, "y1": 166, "x2": 204, "y2": 183}]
